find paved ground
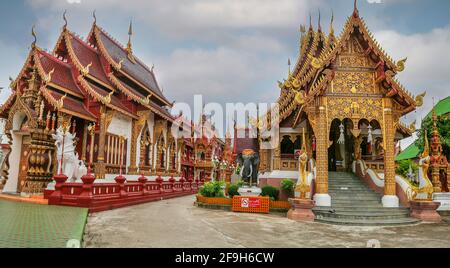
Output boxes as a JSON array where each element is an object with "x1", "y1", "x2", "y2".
[
  {"x1": 84, "y1": 195, "x2": 450, "y2": 248},
  {"x1": 0, "y1": 200, "x2": 88, "y2": 248}
]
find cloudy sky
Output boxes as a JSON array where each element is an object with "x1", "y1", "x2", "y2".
[{"x1": 1, "y1": 0, "x2": 450, "y2": 143}]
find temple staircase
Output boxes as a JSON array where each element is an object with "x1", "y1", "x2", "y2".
[{"x1": 313, "y1": 172, "x2": 420, "y2": 226}]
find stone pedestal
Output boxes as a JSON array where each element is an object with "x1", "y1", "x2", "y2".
[
  {"x1": 410, "y1": 200, "x2": 441, "y2": 223},
  {"x1": 433, "y1": 192, "x2": 450, "y2": 211},
  {"x1": 238, "y1": 186, "x2": 262, "y2": 197},
  {"x1": 287, "y1": 198, "x2": 315, "y2": 222}
]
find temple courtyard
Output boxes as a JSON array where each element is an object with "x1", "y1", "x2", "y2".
[{"x1": 83, "y1": 195, "x2": 450, "y2": 248}]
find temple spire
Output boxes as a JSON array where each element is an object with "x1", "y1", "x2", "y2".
[
  {"x1": 318, "y1": 9, "x2": 321, "y2": 31},
  {"x1": 93, "y1": 10, "x2": 97, "y2": 25},
  {"x1": 330, "y1": 10, "x2": 334, "y2": 35},
  {"x1": 309, "y1": 13, "x2": 312, "y2": 30},
  {"x1": 31, "y1": 25, "x2": 37, "y2": 48},
  {"x1": 126, "y1": 20, "x2": 133, "y2": 55},
  {"x1": 288, "y1": 58, "x2": 291, "y2": 75},
  {"x1": 63, "y1": 10, "x2": 68, "y2": 30},
  {"x1": 353, "y1": 0, "x2": 359, "y2": 17}
]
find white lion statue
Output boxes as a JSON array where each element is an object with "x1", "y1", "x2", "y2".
[{"x1": 52, "y1": 126, "x2": 87, "y2": 182}]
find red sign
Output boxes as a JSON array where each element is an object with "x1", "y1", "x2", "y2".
[
  {"x1": 232, "y1": 196, "x2": 270, "y2": 213},
  {"x1": 241, "y1": 197, "x2": 261, "y2": 208}
]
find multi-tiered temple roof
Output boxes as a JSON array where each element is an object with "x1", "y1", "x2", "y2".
[
  {"x1": 0, "y1": 17, "x2": 174, "y2": 122},
  {"x1": 275, "y1": 4, "x2": 419, "y2": 136}
]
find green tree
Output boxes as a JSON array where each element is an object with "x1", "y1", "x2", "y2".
[{"x1": 415, "y1": 114, "x2": 450, "y2": 159}]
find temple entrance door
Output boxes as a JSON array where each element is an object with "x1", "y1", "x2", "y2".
[
  {"x1": 328, "y1": 119, "x2": 354, "y2": 172},
  {"x1": 17, "y1": 135, "x2": 31, "y2": 192}
]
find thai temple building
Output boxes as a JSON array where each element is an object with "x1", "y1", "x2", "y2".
[
  {"x1": 0, "y1": 16, "x2": 224, "y2": 195},
  {"x1": 257, "y1": 3, "x2": 431, "y2": 210}
]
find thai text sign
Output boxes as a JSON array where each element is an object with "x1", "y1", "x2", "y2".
[{"x1": 232, "y1": 196, "x2": 270, "y2": 214}]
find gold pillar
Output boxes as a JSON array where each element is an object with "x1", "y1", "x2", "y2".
[
  {"x1": 383, "y1": 100, "x2": 396, "y2": 196},
  {"x1": 81, "y1": 122, "x2": 88, "y2": 161},
  {"x1": 95, "y1": 105, "x2": 107, "y2": 179},
  {"x1": 315, "y1": 104, "x2": 328, "y2": 194}
]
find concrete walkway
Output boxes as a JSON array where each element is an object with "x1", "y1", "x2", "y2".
[
  {"x1": 83, "y1": 195, "x2": 450, "y2": 248},
  {"x1": 0, "y1": 200, "x2": 88, "y2": 248}
]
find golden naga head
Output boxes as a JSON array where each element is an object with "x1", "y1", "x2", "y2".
[
  {"x1": 409, "y1": 120, "x2": 417, "y2": 132},
  {"x1": 116, "y1": 59, "x2": 124, "y2": 70},
  {"x1": 103, "y1": 91, "x2": 113, "y2": 104},
  {"x1": 308, "y1": 55, "x2": 322, "y2": 69},
  {"x1": 295, "y1": 90, "x2": 306, "y2": 105},
  {"x1": 415, "y1": 91, "x2": 426, "y2": 107},
  {"x1": 142, "y1": 94, "x2": 152, "y2": 105},
  {"x1": 44, "y1": 68, "x2": 55, "y2": 85},
  {"x1": 81, "y1": 62, "x2": 92, "y2": 76},
  {"x1": 396, "y1": 57, "x2": 407, "y2": 72},
  {"x1": 57, "y1": 93, "x2": 67, "y2": 110}
]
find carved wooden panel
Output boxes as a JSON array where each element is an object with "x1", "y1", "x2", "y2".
[
  {"x1": 332, "y1": 71, "x2": 375, "y2": 94},
  {"x1": 327, "y1": 97, "x2": 383, "y2": 124}
]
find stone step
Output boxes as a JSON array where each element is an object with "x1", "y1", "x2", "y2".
[
  {"x1": 314, "y1": 211, "x2": 411, "y2": 220},
  {"x1": 314, "y1": 207, "x2": 410, "y2": 213},
  {"x1": 317, "y1": 172, "x2": 420, "y2": 226},
  {"x1": 331, "y1": 196, "x2": 381, "y2": 202},
  {"x1": 314, "y1": 217, "x2": 421, "y2": 226},
  {"x1": 331, "y1": 200, "x2": 383, "y2": 208}
]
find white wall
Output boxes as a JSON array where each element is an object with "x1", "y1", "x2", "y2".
[
  {"x1": 2, "y1": 112, "x2": 26, "y2": 193},
  {"x1": 107, "y1": 113, "x2": 132, "y2": 173}
]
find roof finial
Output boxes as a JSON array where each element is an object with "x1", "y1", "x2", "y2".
[
  {"x1": 127, "y1": 20, "x2": 133, "y2": 54},
  {"x1": 309, "y1": 12, "x2": 312, "y2": 30},
  {"x1": 93, "y1": 10, "x2": 97, "y2": 25},
  {"x1": 318, "y1": 9, "x2": 321, "y2": 31},
  {"x1": 330, "y1": 9, "x2": 334, "y2": 35},
  {"x1": 63, "y1": 10, "x2": 68, "y2": 30},
  {"x1": 353, "y1": 0, "x2": 359, "y2": 17},
  {"x1": 31, "y1": 25, "x2": 37, "y2": 48},
  {"x1": 288, "y1": 58, "x2": 291, "y2": 75}
]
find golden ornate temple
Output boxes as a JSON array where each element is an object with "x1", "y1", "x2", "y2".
[{"x1": 258, "y1": 2, "x2": 424, "y2": 207}]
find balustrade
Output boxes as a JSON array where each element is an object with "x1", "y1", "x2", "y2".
[{"x1": 47, "y1": 174, "x2": 202, "y2": 212}]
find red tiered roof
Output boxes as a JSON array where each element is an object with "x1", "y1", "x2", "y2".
[
  {"x1": 92, "y1": 26, "x2": 171, "y2": 106},
  {"x1": 37, "y1": 49, "x2": 84, "y2": 97}
]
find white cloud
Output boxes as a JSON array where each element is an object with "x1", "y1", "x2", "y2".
[
  {"x1": 375, "y1": 26, "x2": 450, "y2": 123},
  {"x1": 26, "y1": 0, "x2": 321, "y2": 38},
  {"x1": 0, "y1": 41, "x2": 26, "y2": 104}
]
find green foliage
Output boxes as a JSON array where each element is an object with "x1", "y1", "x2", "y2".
[
  {"x1": 280, "y1": 179, "x2": 295, "y2": 193},
  {"x1": 261, "y1": 186, "x2": 279, "y2": 201},
  {"x1": 228, "y1": 184, "x2": 240, "y2": 198},
  {"x1": 236, "y1": 180, "x2": 245, "y2": 187},
  {"x1": 199, "y1": 181, "x2": 226, "y2": 198},
  {"x1": 415, "y1": 115, "x2": 450, "y2": 159},
  {"x1": 235, "y1": 165, "x2": 241, "y2": 175},
  {"x1": 396, "y1": 159, "x2": 418, "y2": 179}
]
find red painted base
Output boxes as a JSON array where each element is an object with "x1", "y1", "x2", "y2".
[
  {"x1": 287, "y1": 198, "x2": 316, "y2": 222},
  {"x1": 410, "y1": 200, "x2": 442, "y2": 223}
]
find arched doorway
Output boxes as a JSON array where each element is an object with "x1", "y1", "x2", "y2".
[{"x1": 328, "y1": 118, "x2": 354, "y2": 172}]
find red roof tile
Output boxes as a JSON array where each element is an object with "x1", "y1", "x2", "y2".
[
  {"x1": 37, "y1": 50, "x2": 84, "y2": 97},
  {"x1": 96, "y1": 27, "x2": 170, "y2": 104}
]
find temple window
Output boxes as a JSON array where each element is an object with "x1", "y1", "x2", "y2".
[
  {"x1": 105, "y1": 133, "x2": 127, "y2": 167},
  {"x1": 281, "y1": 135, "x2": 294, "y2": 156}
]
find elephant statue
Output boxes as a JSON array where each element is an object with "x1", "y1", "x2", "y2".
[{"x1": 236, "y1": 149, "x2": 260, "y2": 187}]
